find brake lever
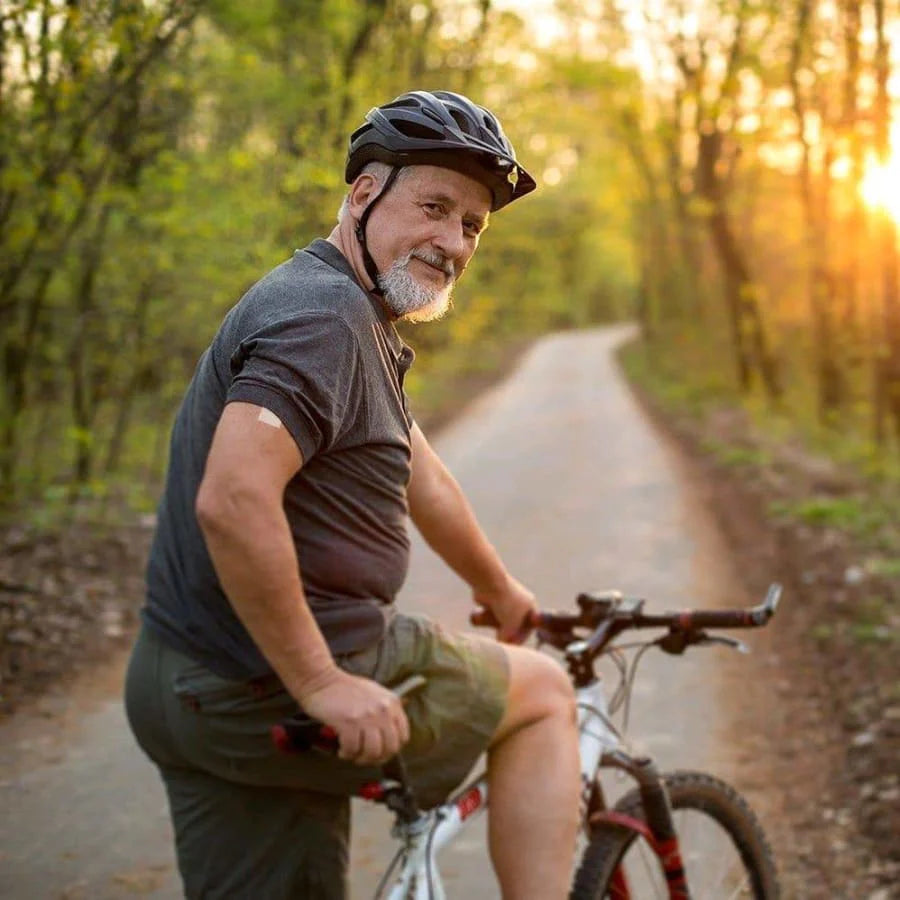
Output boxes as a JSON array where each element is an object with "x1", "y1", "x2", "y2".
[
  {"x1": 657, "y1": 630, "x2": 691, "y2": 655},
  {"x1": 699, "y1": 634, "x2": 750, "y2": 654},
  {"x1": 657, "y1": 630, "x2": 750, "y2": 655}
]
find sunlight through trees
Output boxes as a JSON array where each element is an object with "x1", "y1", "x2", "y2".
[{"x1": 1, "y1": 0, "x2": 899, "y2": 513}]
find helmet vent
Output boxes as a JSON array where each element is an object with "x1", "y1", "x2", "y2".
[
  {"x1": 447, "y1": 108, "x2": 470, "y2": 132},
  {"x1": 480, "y1": 113, "x2": 500, "y2": 136},
  {"x1": 395, "y1": 120, "x2": 444, "y2": 140}
]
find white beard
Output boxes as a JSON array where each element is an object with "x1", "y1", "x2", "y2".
[{"x1": 378, "y1": 249, "x2": 455, "y2": 323}]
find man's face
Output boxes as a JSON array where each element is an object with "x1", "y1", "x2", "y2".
[{"x1": 364, "y1": 166, "x2": 492, "y2": 322}]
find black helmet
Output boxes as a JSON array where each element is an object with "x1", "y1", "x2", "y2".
[{"x1": 346, "y1": 90, "x2": 536, "y2": 211}]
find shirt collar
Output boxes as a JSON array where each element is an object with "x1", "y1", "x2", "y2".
[{"x1": 302, "y1": 239, "x2": 408, "y2": 361}]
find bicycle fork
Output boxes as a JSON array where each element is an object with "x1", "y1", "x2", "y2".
[{"x1": 590, "y1": 751, "x2": 691, "y2": 900}]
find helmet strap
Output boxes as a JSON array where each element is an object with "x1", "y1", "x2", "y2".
[{"x1": 354, "y1": 166, "x2": 401, "y2": 296}]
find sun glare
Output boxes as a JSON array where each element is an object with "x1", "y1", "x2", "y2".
[
  {"x1": 860, "y1": 126, "x2": 900, "y2": 222},
  {"x1": 860, "y1": 156, "x2": 900, "y2": 222}
]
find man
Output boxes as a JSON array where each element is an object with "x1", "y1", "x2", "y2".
[{"x1": 125, "y1": 90, "x2": 580, "y2": 899}]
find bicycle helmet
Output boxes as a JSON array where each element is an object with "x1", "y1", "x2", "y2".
[{"x1": 346, "y1": 90, "x2": 536, "y2": 211}]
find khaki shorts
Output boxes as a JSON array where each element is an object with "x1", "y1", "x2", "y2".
[{"x1": 125, "y1": 614, "x2": 509, "y2": 899}]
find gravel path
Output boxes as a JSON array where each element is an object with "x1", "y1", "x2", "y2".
[{"x1": 0, "y1": 325, "x2": 771, "y2": 899}]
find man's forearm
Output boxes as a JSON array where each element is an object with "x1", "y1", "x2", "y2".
[{"x1": 197, "y1": 493, "x2": 337, "y2": 701}]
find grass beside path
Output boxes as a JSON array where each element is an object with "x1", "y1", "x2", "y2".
[{"x1": 618, "y1": 335, "x2": 900, "y2": 895}]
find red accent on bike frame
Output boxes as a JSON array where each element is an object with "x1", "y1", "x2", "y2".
[
  {"x1": 591, "y1": 810, "x2": 656, "y2": 843},
  {"x1": 456, "y1": 786, "x2": 483, "y2": 821},
  {"x1": 678, "y1": 611, "x2": 692, "y2": 630},
  {"x1": 656, "y1": 837, "x2": 689, "y2": 899},
  {"x1": 590, "y1": 812, "x2": 690, "y2": 900}
]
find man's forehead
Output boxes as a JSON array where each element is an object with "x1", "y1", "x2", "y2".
[{"x1": 403, "y1": 165, "x2": 492, "y2": 216}]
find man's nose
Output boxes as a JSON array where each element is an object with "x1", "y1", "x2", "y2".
[{"x1": 432, "y1": 217, "x2": 466, "y2": 261}]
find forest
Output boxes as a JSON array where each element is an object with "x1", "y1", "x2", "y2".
[
  {"x1": 1, "y1": 0, "x2": 899, "y2": 518},
  {"x1": 2, "y1": 4, "x2": 899, "y2": 888}
]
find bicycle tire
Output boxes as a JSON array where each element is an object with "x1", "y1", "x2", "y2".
[{"x1": 570, "y1": 770, "x2": 780, "y2": 899}]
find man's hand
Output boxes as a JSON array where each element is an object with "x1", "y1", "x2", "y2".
[
  {"x1": 296, "y1": 669, "x2": 411, "y2": 765},
  {"x1": 474, "y1": 574, "x2": 538, "y2": 644}
]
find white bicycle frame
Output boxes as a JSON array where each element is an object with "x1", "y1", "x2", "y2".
[{"x1": 373, "y1": 678, "x2": 623, "y2": 900}]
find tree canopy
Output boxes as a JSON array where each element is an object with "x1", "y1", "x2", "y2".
[{"x1": 1, "y1": 0, "x2": 898, "y2": 515}]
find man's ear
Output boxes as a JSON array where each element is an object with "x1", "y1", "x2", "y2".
[{"x1": 347, "y1": 174, "x2": 381, "y2": 220}]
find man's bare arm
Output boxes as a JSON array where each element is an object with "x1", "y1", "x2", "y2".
[
  {"x1": 406, "y1": 422, "x2": 536, "y2": 641},
  {"x1": 195, "y1": 401, "x2": 408, "y2": 763}
]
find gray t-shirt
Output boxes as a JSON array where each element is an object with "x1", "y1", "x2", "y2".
[{"x1": 142, "y1": 240, "x2": 416, "y2": 679}]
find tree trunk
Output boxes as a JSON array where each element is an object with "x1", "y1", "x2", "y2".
[
  {"x1": 790, "y1": 0, "x2": 843, "y2": 423},
  {"x1": 880, "y1": 224, "x2": 900, "y2": 447},
  {"x1": 872, "y1": 0, "x2": 900, "y2": 448},
  {"x1": 103, "y1": 280, "x2": 153, "y2": 475},
  {"x1": 68, "y1": 203, "x2": 113, "y2": 489},
  {"x1": 0, "y1": 154, "x2": 110, "y2": 494},
  {"x1": 839, "y1": 0, "x2": 862, "y2": 351},
  {"x1": 697, "y1": 130, "x2": 780, "y2": 400}
]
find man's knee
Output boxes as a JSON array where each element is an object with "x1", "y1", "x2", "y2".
[{"x1": 491, "y1": 645, "x2": 575, "y2": 743}]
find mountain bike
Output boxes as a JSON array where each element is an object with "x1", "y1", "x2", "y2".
[{"x1": 273, "y1": 584, "x2": 783, "y2": 899}]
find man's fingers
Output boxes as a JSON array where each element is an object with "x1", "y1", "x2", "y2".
[
  {"x1": 357, "y1": 728, "x2": 383, "y2": 765},
  {"x1": 338, "y1": 718, "x2": 406, "y2": 765},
  {"x1": 307, "y1": 672, "x2": 413, "y2": 764},
  {"x1": 387, "y1": 713, "x2": 409, "y2": 758},
  {"x1": 337, "y1": 725, "x2": 362, "y2": 761},
  {"x1": 397, "y1": 708, "x2": 411, "y2": 745},
  {"x1": 372, "y1": 716, "x2": 404, "y2": 763}
]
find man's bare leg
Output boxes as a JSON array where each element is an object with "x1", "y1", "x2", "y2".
[{"x1": 487, "y1": 645, "x2": 581, "y2": 899}]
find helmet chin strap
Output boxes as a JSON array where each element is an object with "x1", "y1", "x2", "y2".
[{"x1": 354, "y1": 166, "x2": 401, "y2": 296}]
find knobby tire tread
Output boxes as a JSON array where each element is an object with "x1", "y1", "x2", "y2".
[{"x1": 569, "y1": 770, "x2": 780, "y2": 899}]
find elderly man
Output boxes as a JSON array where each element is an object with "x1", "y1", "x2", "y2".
[{"x1": 125, "y1": 90, "x2": 579, "y2": 899}]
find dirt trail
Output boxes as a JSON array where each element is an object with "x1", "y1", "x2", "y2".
[{"x1": 0, "y1": 325, "x2": 893, "y2": 898}]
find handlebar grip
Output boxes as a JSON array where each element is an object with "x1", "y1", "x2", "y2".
[
  {"x1": 672, "y1": 605, "x2": 772, "y2": 630},
  {"x1": 470, "y1": 608, "x2": 499, "y2": 627},
  {"x1": 677, "y1": 584, "x2": 781, "y2": 629},
  {"x1": 271, "y1": 716, "x2": 339, "y2": 754},
  {"x1": 271, "y1": 675, "x2": 426, "y2": 756}
]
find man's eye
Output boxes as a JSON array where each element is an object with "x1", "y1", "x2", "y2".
[
  {"x1": 464, "y1": 221, "x2": 482, "y2": 237},
  {"x1": 423, "y1": 203, "x2": 444, "y2": 216}
]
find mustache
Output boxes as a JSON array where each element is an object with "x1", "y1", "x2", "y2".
[{"x1": 408, "y1": 248, "x2": 455, "y2": 280}]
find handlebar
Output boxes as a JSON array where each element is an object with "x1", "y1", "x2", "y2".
[
  {"x1": 470, "y1": 584, "x2": 781, "y2": 659},
  {"x1": 636, "y1": 583, "x2": 781, "y2": 630}
]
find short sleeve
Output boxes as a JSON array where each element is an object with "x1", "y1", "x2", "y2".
[{"x1": 227, "y1": 313, "x2": 364, "y2": 462}]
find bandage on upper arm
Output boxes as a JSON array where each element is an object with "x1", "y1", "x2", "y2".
[{"x1": 257, "y1": 407, "x2": 283, "y2": 429}]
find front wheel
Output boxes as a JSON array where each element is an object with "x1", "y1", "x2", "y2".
[{"x1": 570, "y1": 770, "x2": 779, "y2": 899}]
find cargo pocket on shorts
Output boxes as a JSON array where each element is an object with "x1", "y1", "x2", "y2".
[{"x1": 172, "y1": 665, "x2": 288, "y2": 717}]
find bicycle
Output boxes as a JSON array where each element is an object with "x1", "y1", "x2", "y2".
[{"x1": 273, "y1": 584, "x2": 783, "y2": 899}]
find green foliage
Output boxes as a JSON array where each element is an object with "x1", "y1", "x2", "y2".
[
  {"x1": 865, "y1": 557, "x2": 900, "y2": 579},
  {"x1": 811, "y1": 618, "x2": 895, "y2": 648},
  {"x1": 766, "y1": 494, "x2": 900, "y2": 557},
  {"x1": 811, "y1": 623, "x2": 834, "y2": 644},
  {"x1": 849, "y1": 623, "x2": 894, "y2": 645},
  {"x1": 771, "y1": 496, "x2": 895, "y2": 538},
  {"x1": 2, "y1": 0, "x2": 642, "y2": 522},
  {"x1": 848, "y1": 594, "x2": 894, "y2": 643},
  {"x1": 619, "y1": 339, "x2": 739, "y2": 416},
  {"x1": 700, "y1": 439, "x2": 772, "y2": 468},
  {"x1": 770, "y1": 496, "x2": 868, "y2": 528}
]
